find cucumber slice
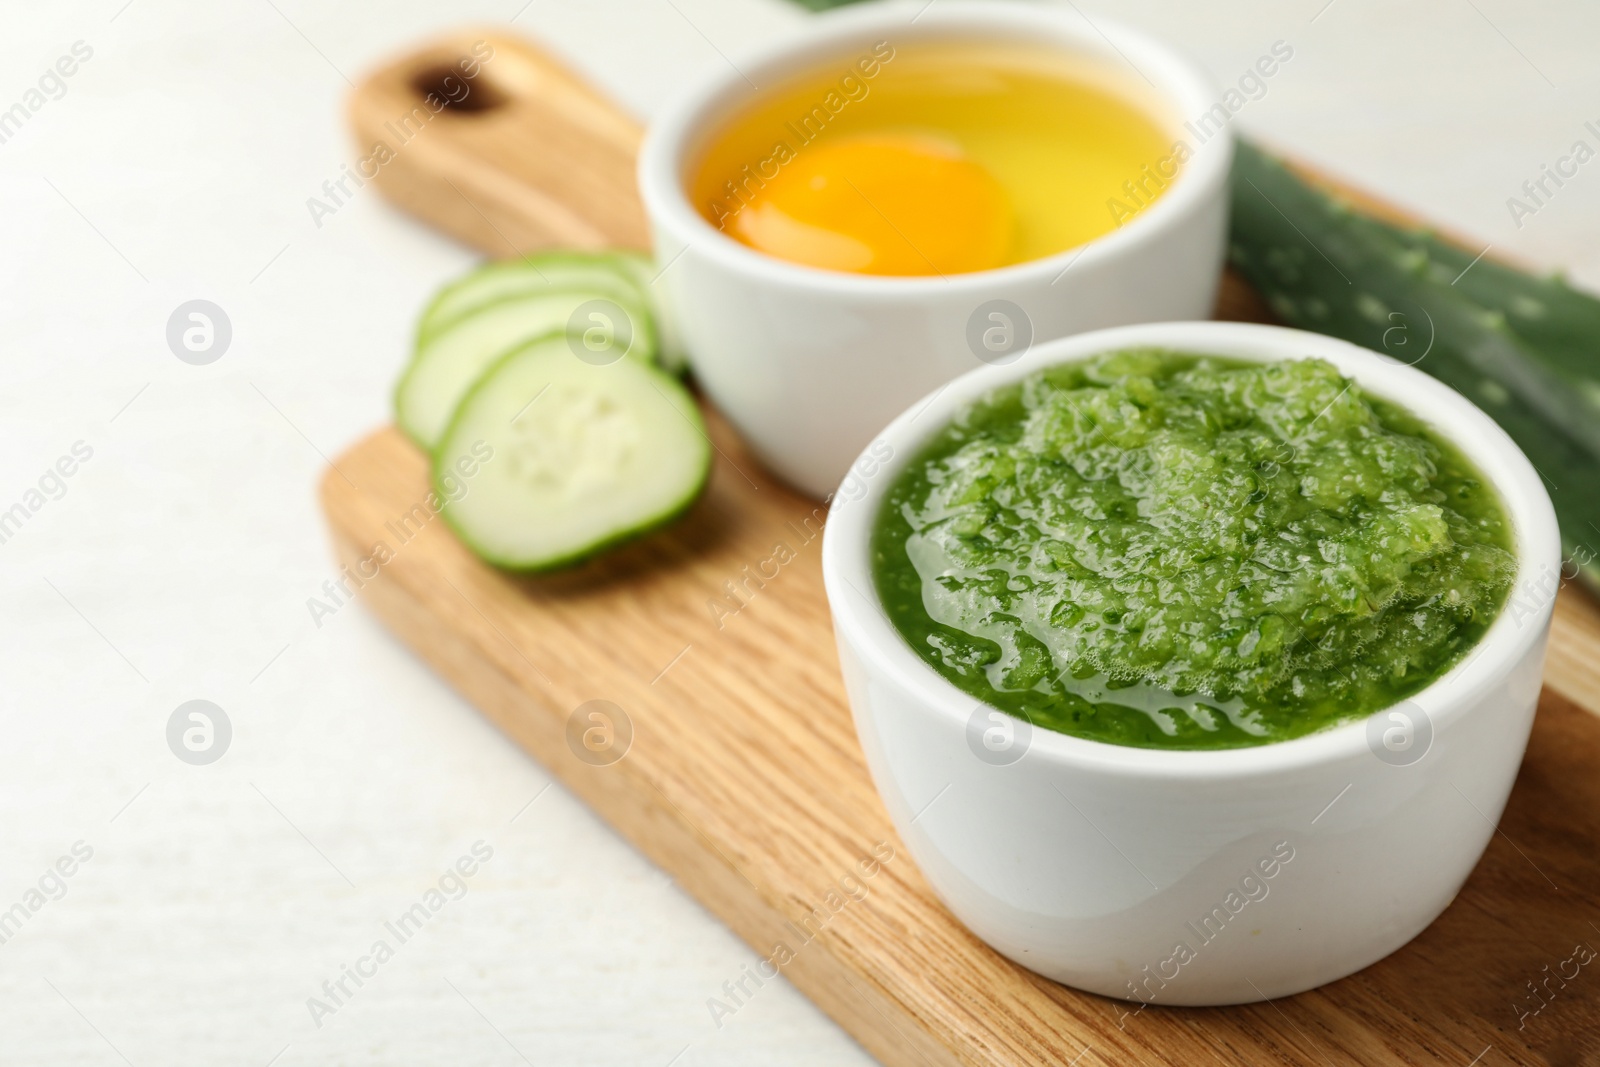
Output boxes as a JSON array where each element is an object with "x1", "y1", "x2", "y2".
[
  {"x1": 419, "y1": 252, "x2": 654, "y2": 342},
  {"x1": 396, "y1": 290, "x2": 658, "y2": 451},
  {"x1": 435, "y1": 340, "x2": 712, "y2": 570},
  {"x1": 415, "y1": 251, "x2": 690, "y2": 375}
]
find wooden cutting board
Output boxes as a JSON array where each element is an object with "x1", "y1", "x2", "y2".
[{"x1": 326, "y1": 29, "x2": 1600, "y2": 1066}]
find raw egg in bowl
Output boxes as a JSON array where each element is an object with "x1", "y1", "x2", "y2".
[
  {"x1": 689, "y1": 38, "x2": 1180, "y2": 278},
  {"x1": 639, "y1": 0, "x2": 1232, "y2": 496}
]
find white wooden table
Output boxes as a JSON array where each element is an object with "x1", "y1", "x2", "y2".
[{"x1": 1, "y1": 0, "x2": 1594, "y2": 1063}]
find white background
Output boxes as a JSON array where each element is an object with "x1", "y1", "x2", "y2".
[{"x1": 2, "y1": 1, "x2": 1596, "y2": 1063}]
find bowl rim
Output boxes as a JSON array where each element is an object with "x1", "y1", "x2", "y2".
[
  {"x1": 820, "y1": 321, "x2": 1562, "y2": 779},
  {"x1": 637, "y1": 0, "x2": 1233, "y2": 294}
]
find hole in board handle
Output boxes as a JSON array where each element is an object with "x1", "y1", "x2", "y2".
[{"x1": 410, "y1": 61, "x2": 509, "y2": 114}]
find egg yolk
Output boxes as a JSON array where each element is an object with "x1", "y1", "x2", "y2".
[{"x1": 729, "y1": 133, "x2": 1013, "y2": 277}]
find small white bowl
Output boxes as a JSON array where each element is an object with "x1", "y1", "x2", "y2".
[
  {"x1": 639, "y1": 0, "x2": 1232, "y2": 498},
  {"x1": 822, "y1": 321, "x2": 1560, "y2": 1005}
]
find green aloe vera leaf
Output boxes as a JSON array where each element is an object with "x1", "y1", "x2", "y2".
[
  {"x1": 1397, "y1": 234, "x2": 1600, "y2": 400},
  {"x1": 1229, "y1": 140, "x2": 1600, "y2": 592},
  {"x1": 1233, "y1": 144, "x2": 1600, "y2": 457}
]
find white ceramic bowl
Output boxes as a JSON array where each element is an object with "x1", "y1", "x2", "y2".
[
  {"x1": 639, "y1": 0, "x2": 1232, "y2": 498},
  {"x1": 822, "y1": 321, "x2": 1560, "y2": 1006}
]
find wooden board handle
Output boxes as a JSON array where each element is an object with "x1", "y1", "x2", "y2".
[{"x1": 346, "y1": 29, "x2": 649, "y2": 256}]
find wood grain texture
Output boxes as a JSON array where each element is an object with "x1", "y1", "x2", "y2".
[{"x1": 333, "y1": 29, "x2": 1600, "y2": 1066}]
